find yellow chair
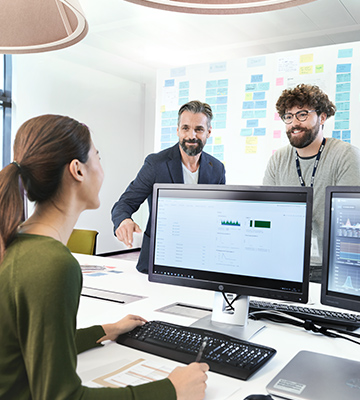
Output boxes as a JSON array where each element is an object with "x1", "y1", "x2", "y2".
[{"x1": 67, "y1": 229, "x2": 98, "y2": 255}]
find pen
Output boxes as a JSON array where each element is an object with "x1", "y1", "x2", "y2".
[{"x1": 195, "y1": 337, "x2": 208, "y2": 362}]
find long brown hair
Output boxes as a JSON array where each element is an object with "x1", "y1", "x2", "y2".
[{"x1": 0, "y1": 115, "x2": 91, "y2": 263}]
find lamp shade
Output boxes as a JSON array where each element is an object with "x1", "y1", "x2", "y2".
[
  {"x1": 0, "y1": 0, "x2": 88, "y2": 54},
  {"x1": 123, "y1": 0, "x2": 317, "y2": 14}
]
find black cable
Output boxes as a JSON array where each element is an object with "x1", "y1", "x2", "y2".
[{"x1": 250, "y1": 310, "x2": 360, "y2": 345}]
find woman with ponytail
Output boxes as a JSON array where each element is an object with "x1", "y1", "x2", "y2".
[{"x1": 0, "y1": 115, "x2": 208, "y2": 400}]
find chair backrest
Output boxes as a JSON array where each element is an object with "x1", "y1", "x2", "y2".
[{"x1": 67, "y1": 229, "x2": 98, "y2": 255}]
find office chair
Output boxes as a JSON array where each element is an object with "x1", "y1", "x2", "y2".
[{"x1": 67, "y1": 229, "x2": 98, "y2": 255}]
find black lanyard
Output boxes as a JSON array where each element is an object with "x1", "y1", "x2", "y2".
[{"x1": 295, "y1": 137, "x2": 326, "y2": 187}]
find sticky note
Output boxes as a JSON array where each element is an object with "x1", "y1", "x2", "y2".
[
  {"x1": 300, "y1": 54, "x2": 313, "y2": 63},
  {"x1": 273, "y1": 130, "x2": 281, "y2": 139},
  {"x1": 300, "y1": 65, "x2": 313, "y2": 75},
  {"x1": 245, "y1": 145, "x2": 257, "y2": 154},
  {"x1": 276, "y1": 77, "x2": 284, "y2": 86},
  {"x1": 246, "y1": 137, "x2": 258, "y2": 145},
  {"x1": 315, "y1": 64, "x2": 324, "y2": 73}
]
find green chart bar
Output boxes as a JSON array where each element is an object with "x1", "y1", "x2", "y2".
[{"x1": 252, "y1": 220, "x2": 271, "y2": 228}]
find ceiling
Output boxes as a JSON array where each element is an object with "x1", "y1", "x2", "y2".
[{"x1": 65, "y1": 0, "x2": 360, "y2": 81}]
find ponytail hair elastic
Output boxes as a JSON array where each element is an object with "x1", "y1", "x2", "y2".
[{"x1": 12, "y1": 161, "x2": 21, "y2": 172}]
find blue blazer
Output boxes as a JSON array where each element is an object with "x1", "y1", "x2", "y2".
[{"x1": 111, "y1": 143, "x2": 226, "y2": 272}]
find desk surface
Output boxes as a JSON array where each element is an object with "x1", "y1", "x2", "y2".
[{"x1": 75, "y1": 253, "x2": 360, "y2": 399}]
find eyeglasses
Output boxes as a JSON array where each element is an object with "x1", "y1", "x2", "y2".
[{"x1": 281, "y1": 110, "x2": 317, "y2": 124}]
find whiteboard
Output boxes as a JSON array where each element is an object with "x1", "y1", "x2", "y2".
[{"x1": 155, "y1": 41, "x2": 360, "y2": 185}]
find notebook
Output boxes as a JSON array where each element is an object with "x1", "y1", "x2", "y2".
[{"x1": 266, "y1": 350, "x2": 360, "y2": 400}]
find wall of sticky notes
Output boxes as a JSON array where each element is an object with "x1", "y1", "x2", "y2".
[{"x1": 155, "y1": 41, "x2": 360, "y2": 185}]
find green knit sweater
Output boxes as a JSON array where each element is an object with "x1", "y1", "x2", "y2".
[{"x1": 0, "y1": 233, "x2": 176, "y2": 400}]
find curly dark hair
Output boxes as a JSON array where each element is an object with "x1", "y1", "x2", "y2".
[{"x1": 276, "y1": 84, "x2": 336, "y2": 119}]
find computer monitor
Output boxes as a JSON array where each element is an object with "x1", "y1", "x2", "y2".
[
  {"x1": 149, "y1": 184, "x2": 312, "y2": 339},
  {"x1": 321, "y1": 186, "x2": 360, "y2": 313}
]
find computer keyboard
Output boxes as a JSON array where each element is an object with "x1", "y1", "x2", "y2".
[
  {"x1": 249, "y1": 300, "x2": 360, "y2": 331},
  {"x1": 116, "y1": 320, "x2": 276, "y2": 380}
]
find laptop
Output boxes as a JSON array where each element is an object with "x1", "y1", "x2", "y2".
[{"x1": 266, "y1": 350, "x2": 360, "y2": 400}]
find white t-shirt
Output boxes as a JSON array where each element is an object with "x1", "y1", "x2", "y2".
[{"x1": 182, "y1": 163, "x2": 199, "y2": 184}]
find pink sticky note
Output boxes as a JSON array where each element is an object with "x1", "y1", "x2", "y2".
[
  {"x1": 273, "y1": 130, "x2": 281, "y2": 139},
  {"x1": 274, "y1": 113, "x2": 281, "y2": 121},
  {"x1": 276, "y1": 77, "x2": 284, "y2": 86}
]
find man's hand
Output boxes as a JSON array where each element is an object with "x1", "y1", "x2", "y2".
[{"x1": 115, "y1": 218, "x2": 142, "y2": 248}]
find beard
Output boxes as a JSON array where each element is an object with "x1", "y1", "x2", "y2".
[
  {"x1": 286, "y1": 119, "x2": 320, "y2": 149},
  {"x1": 180, "y1": 138, "x2": 205, "y2": 156}
]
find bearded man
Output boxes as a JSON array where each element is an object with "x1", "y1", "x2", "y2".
[
  {"x1": 263, "y1": 84, "x2": 360, "y2": 283},
  {"x1": 111, "y1": 100, "x2": 226, "y2": 273}
]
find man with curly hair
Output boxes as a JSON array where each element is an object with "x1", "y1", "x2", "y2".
[{"x1": 264, "y1": 84, "x2": 360, "y2": 283}]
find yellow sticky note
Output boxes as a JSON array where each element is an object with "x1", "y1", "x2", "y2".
[
  {"x1": 245, "y1": 92, "x2": 253, "y2": 100},
  {"x1": 315, "y1": 64, "x2": 324, "y2": 73},
  {"x1": 245, "y1": 145, "x2": 257, "y2": 154},
  {"x1": 160, "y1": 105, "x2": 166, "y2": 112},
  {"x1": 300, "y1": 54, "x2": 313, "y2": 63},
  {"x1": 214, "y1": 137, "x2": 222, "y2": 145},
  {"x1": 300, "y1": 65, "x2": 313, "y2": 75},
  {"x1": 246, "y1": 137, "x2": 258, "y2": 145}
]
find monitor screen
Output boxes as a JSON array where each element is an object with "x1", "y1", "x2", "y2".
[
  {"x1": 149, "y1": 184, "x2": 312, "y2": 305},
  {"x1": 321, "y1": 186, "x2": 360, "y2": 313}
]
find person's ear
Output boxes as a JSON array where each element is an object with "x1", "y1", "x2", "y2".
[
  {"x1": 207, "y1": 126, "x2": 212, "y2": 138},
  {"x1": 319, "y1": 112, "x2": 327, "y2": 125},
  {"x1": 68, "y1": 159, "x2": 84, "y2": 182}
]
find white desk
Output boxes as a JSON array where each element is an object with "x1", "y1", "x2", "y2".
[{"x1": 75, "y1": 254, "x2": 360, "y2": 399}]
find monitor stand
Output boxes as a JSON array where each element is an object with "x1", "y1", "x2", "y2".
[{"x1": 190, "y1": 292, "x2": 265, "y2": 341}]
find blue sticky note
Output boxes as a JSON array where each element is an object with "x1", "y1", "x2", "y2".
[
  {"x1": 179, "y1": 81, "x2": 189, "y2": 89},
  {"x1": 247, "y1": 56, "x2": 266, "y2": 68},
  {"x1": 332, "y1": 130, "x2": 341, "y2": 139},
  {"x1": 335, "y1": 111, "x2": 350, "y2": 121},
  {"x1": 254, "y1": 128, "x2": 266, "y2": 136},
  {"x1": 217, "y1": 105, "x2": 227, "y2": 112},
  {"x1": 161, "y1": 142, "x2": 170, "y2": 150},
  {"x1": 171, "y1": 67, "x2": 186, "y2": 77},
  {"x1": 247, "y1": 119, "x2": 259, "y2": 128},
  {"x1": 335, "y1": 92, "x2": 350, "y2": 102},
  {"x1": 253, "y1": 92, "x2": 265, "y2": 100},
  {"x1": 207, "y1": 137, "x2": 213, "y2": 145},
  {"x1": 206, "y1": 80, "x2": 218, "y2": 88},
  {"x1": 251, "y1": 74, "x2": 263, "y2": 83},
  {"x1": 254, "y1": 110, "x2": 267, "y2": 118},
  {"x1": 336, "y1": 83, "x2": 351, "y2": 93},
  {"x1": 246, "y1": 83, "x2": 257, "y2": 91},
  {"x1": 243, "y1": 101, "x2": 255, "y2": 109},
  {"x1": 240, "y1": 129, "x2": 253, "y2": 136},
  {"x1": 165, "y1": 79, "x2": 175, "y2": 87},
  {"x1": 215, "y1": 113, "x2": 227, "y2": 121},
  {"x1": 336, "y1": 102, "x2": 350, "y2": 111},
  {"x1": 214, "y1": 145, "x2": 225, "y2": 153},
  {"x1": 336, "y1": 73, "x2": 351, "y2": 83},
  {"x1": 342, "y1": 130, "x2": 351, "y2": 140},
  {"x1": 213, "y1": 152, "x2": 224, "y2": 161},
  {"x1": 336, "y1": 64, "x2": 351, "y2": 73},
  {"x1": 216, "y1": 96, "x2": 228, "y2": 104},
  {"x1": 217, "y1": 87, "x2": 228, "y2": 96},
  {"x1": 161, "y1": 134, "x2": 171, "y2": 142},
  {"x1": 161, "y1": 127, "x2": 171, "y2": 134},
  {"x1": 218, "y1": 79, "x2": 229, "y2": 87},
  {"x1": 206, "y1": 88, "x2": 217, "y2": 96},
  {"x1": 178, "y1": 98, "x2": 188, "y2": 106},
  {"x1": 335, "y1": 121, "x2": 349, "y2": 130},
  {"x1": 215, "y1": 121, "x2": 226, "y2": 129},
  {"x1": 206, "y1": 97, "x2": 217, "y2": 105},
  {"x1": 257, "y1": 82, "x2": 270, "y2": 91},
  {"x1": 171, "y1": 127, "x2": 178, "y2": 134},
  {"x1": 338, "y1": 49, "x2": 353, "y2": 58},
  {"x1": 210, "y1": 62, "x2": 227, "y2": 73},
  {"x1": 179, "y1": 89, "x2": 189, "y2": 97},
  {"x1": 255, "y1": 100, "x2": 267, "y2": 109},
  {"x1": 242, "y1": 111, "x2": 254, "y2": 119}
]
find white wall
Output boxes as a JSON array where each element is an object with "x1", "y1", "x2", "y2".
[{"x1": 12, "y1": 46, "x2": 156, "y2": 254}]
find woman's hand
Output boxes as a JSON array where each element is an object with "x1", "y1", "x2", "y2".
[
  {"x1": 168, "y1": 362, "x2": 209, "y2": 400},
  {"x1": 97, "y1": 314, "x2": 147, "y2": 343}
]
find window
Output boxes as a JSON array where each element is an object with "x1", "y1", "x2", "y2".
[{"x1": 0, "y1": 55, "x2": 12, "y2": 168}]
